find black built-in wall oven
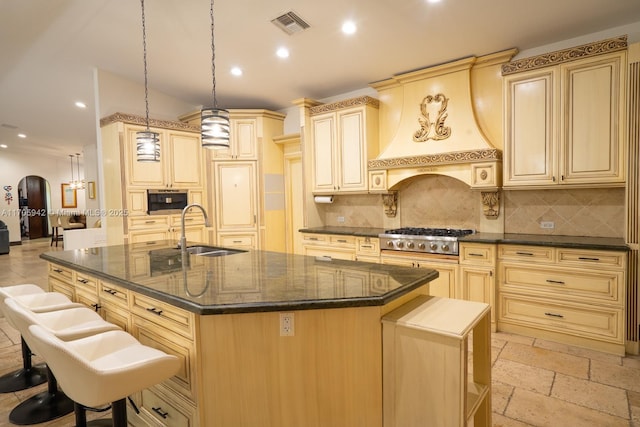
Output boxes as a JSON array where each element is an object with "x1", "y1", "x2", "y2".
[{"x1": 147, "y1": 189, "x2": 188, "y2": 215}]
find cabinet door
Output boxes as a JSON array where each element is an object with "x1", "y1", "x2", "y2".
[
  {"x1": 311, "y1": 113, "x2": 338, "y2": 193},
  {"x1": 125, "y1": 125, "x2": 166, "y2": 187},
  {"x1": 213, "y1": 162, "x2": 257, "y2": 231},
  {"x1": 561, "y1": 53, "x2": 625, "y2": 184},
  {"x1": 213, "y1": 118, "x2": 257, "y2": 160},
  {"x1": 167, "y1": 131, "x2": 202, "y2": 187},
  {"x1": 338, "y1": 108, "x2": 367, "y2": 191},
  {"x1": 504, "y1": 69, "x2": 558, "y2": 186},
  {"x1": 460, "y1": 266, "x2": 495, "y2": 324}
]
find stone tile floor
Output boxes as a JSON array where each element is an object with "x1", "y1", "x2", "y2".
[{"x1": 0, "y1": 238, "x2": 639, "y2": 426}]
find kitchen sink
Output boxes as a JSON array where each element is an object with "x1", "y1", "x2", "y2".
[{"x1": 184, "y1": 245, "x2": 246, "y2": 257}]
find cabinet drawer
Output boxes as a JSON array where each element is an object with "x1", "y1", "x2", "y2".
[
  {"x1": 556, "y1": 248, "x2": 626, "y2": 270},
  {"x1": 129, "y1": 216, "x2": 170, "y2": 229},
  {"x1": 330, "y1": 235, "x2": 356, "y2": 246},
  {"x1": 303, "y1": 245, "x2": 356, "y2": 261},
  {"x1": 498, "y1": 245, "x2": 554, "y2": 262},
  {"x1": 131, "y1": 293, "x2": 194, "y2": 339},
  {"x1": 48, "y1": 263, "x2": 73, "y2": 283},
  {"x1": 49, "y1": 277, "x2": 75, "y2": 300},
  {"x1": 356, "y1": 237, "x2": 379, "y2": 255},
  {"x1": 137, "y1": 386, "x2": 196, "y2": 427},
  {"x1": 75, "y1": 273, "x2": 97, "y2": 293},
  {"x1": 301, "y1": 233, "x2": 329, "y2": 244},
  {"x1": 499, "y1": 294, "x2": 623, "y2": 343},
  {"x1": 132, "y1": 316, "x2": 196, "y2": 402},
  {"x1": 218, "y1": 233, "x2": 256, "y2": 249},
  {"x1": 500, "y1": 264, "x2": 623, "y2": 305},
  {"x1": 75, "y1": 288, "x2": 99, "y2": 311},
  {"x1": 460, "y1": 243, "x2": 496, "y2": 265},
  {"x1": 170, "y1": 213, "x2": 205, "y2": 227},
  {"x1": 98, "y1": 281, "x2": 129, "y2": 309}
]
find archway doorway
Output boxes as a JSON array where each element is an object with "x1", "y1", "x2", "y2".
[{"x1": 18, "y1": 175, "x2": 50, "y2": 240}]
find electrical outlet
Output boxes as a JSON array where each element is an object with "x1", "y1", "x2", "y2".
[
  {"x1": 337, "y1": 216, "x2": 345, "y2": 223},
  {"x1": 540, "y1": 221, "x2": 555, "y2": 229},
  {"x1": 280, "y1": 312, "x2": 294, "y2": 336}
]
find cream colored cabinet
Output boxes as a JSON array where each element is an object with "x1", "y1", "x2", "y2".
[
  {"x1": 503, "y1": 50, "x2": 626, "y2": 188},
  {"x1": 380, "y1": 252, "x2": 458, "y2": 299},
  {"x1": 355, "y1": 236, "x2": 380, "y2": 263},
  {"x1": 123, "y1": 124, "x2": 203, "y2": 189},
  {"x1": 211, "y1": 117, "x2": 258, "y2": 160},
  {"x1": 310, "y1": 97, "x2": 379, "y2": 194},
  {"x1": 301, "y1": 233, "x2": 356, "y2": 261},
  {"x1": 48, "y1": 263, "x2": 75, "y2": 301},
  {"x1": 213, "y1": 161, "x2": 258, "y2": 249},
  {"x1": 459, "y1": 242, "x2": 497, "y2": 330},
  {"x1": 497, "y1": 244, "x2": 627, "y2": 355},
  {"x1": 383, "y1": 296, "x2": 492, "y2": 427}
]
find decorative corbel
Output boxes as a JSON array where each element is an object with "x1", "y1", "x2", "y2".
[
  {"x1": 382, "y1": 192, "x2": 398, "y2": 218},
  {"x1": 481, "y1": 191, "x2": 500, "y2": 219}
]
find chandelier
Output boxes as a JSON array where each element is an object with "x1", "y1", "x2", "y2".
[
  {"x1": 68, "y1": 153, "x2": 85, "y2": 190},
  {"x1": 136, "y1": 0, "x2": 160, "y2": 162},
  {"x1": 201, "y1": 0, "x2": 230, "y2": 149}
]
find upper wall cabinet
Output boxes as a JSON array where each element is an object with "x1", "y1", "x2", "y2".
[
  {"x1": 124, "y1": 124, "x2": 203, "y2": 189},
  {"x1": 503, "y1": 37, "x2": 627, "y2": 189},
  {"x1": 310, "y1": 96, "x2": 379, "y2": 194},
  {"x1": 211, "y1": 117, "x2": 258, "y2": 160}
]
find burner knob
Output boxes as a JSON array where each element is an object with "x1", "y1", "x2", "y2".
[
  {"x1": 406, "y1": 242, "x2": 414, "y2": 249},
  {"x1": 442, "y1": 244, "x2": 450, "y2": 252},
  {"x1": 386, "y1": 241, "x2": 395, "y2": 248},
  {"x1": 429, "y1": 243, "x2": 438, "y2": 251},
  {"x1": 397, "y1": 241, "x2": 404, "y2": 248},
  {"x1": 418, "y1": 243, "x2": 426, "y2": 250}
]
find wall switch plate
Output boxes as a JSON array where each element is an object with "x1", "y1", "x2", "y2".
[
  {"x1": 337, "y1": 216, "x2": 345, "y2": 223},
  {"x1": 540, "y1": 221, "x2": 555, "y2": 229},
  {"x1": 280, "y1": 312, "x2": 294, "y2": 336}
]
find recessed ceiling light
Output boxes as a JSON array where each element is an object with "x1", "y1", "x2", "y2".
[
  {"x1": 0, "y1": 144, "x2": 7, "y2": 149},
  {"x1": 75, "y1": 101, "x2": 87, "y2": 109},
  {"x1": 427, "y1": 0, "x2": 442, "y2": 3},
  {"x1": 17, "y1": 133, "x2": 26, "y2": 139},
  {"x1": 231, "y1": 67, "x2": 243, "y2": 76},
  {"x1": 342, "y1": 20, "x2": 357, "y2": 35},
  {"x1": 276, "y1": 47, "x2": 290, "y2": 59}
]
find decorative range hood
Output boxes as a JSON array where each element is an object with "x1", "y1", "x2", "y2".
[{"x1": 367, "y1": 49, "x2": 517, "y2": 193}]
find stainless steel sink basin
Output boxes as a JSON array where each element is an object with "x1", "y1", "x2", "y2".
[{"x1": 184, "y1": 245, "x2": 246, "y2": 257}]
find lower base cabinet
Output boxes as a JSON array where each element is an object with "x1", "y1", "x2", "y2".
[{"x1": 382, "y1": 295, "x2": 492, "y2": 427}]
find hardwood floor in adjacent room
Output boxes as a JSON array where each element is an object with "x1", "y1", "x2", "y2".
[{"x1": 1, "y1": 238, "x2": 640, "y2": 426}]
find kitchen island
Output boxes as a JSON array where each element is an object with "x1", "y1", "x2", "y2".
[{"x1": 40, "y1": 242, "x2": 438, "y2": 427}]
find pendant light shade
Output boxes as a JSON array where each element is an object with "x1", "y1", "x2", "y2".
[
  {"x1": 136, "y1": 0, "x2": 160, "y2": 162},
  {"x1": 201, "y1": 107, "x2": 230, "y2": 149},
  {"x1": 201, "y1": 0, "x2": 230, "y2": 149}
]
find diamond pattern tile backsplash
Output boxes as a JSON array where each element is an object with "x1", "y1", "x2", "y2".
[{"x1": 504, "y1": 188, "x2": 625, "y2": 238}]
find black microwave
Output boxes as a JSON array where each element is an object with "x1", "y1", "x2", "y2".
[{"x1": 147, "y1": 189, "x2": 188, "y2": 214}]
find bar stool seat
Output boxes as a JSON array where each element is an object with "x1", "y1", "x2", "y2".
[
  {"x1": 0, "y1": 285, "x2": 80, "y2": 393},
  {"x1": 28, "y1": 326, "x2": 180, "y2": 427},
  {"x1": 3, "y1": 297, "x2": 121, "y2": 425}
]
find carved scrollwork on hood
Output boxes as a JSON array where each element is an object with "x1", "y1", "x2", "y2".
[{"x1": 413, "y1": 93, "x2": 451, "y2": 142}]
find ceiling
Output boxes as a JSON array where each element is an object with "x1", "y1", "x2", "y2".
[{"x1": 1, "y1": 0, "x2": 639, "y2": 158}]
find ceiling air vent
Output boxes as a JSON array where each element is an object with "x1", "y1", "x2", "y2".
[{"x1": 271, "y1": 11, "x2": 310, "y2": 35}]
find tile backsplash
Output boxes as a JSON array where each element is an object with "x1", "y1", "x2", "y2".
[{"x1": 504, "y1": 188, "x2": 625, "y2": 238}]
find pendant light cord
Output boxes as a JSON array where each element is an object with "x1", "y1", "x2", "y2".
[
  {"x1": 210, "y1": 0, "x2": 217, "y2": 108},
  {"x1": 141, "y1": 0, "x2": 151, "y2": 131}
]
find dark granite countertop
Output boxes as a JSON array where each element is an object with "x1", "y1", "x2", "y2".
[
  {"x1": 299, "y1": 226, "x2": 386, "y2": 238},
  {"x1": 40, "y1": 242, "x2": 437, "y2": 315},
  {"x1": 460, "y1": 233, "x2": 629, "y2": 251}
]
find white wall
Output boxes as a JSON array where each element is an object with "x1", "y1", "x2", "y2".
[{"x1": 0, "y1": 151, "x2": 87, "y2": 243}]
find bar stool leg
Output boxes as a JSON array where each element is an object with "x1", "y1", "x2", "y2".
[
  {"x1": 0, "y1": 337, "x2": 47, "y2": 393},
  {"x1": 9, "y1": 366, "x2": 74, "y2": 425},
  {"x1": 111, "y1": 399, "x2": 127, "y2": 427}
]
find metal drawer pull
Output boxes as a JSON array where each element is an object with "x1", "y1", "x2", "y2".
[
  {"x1": 337, "y1": 239, "x2": 348, "y2": 243},
  {"x1": 515, "y1": 252, "x2": 534, "y2": 256},
  {"x1": 578, "y1": 257, "x2": 600, "y2": 261},
  {"x1": 152, "y1": 407, "x2": 169, "y2": 419},
  {"x1": 546, "y1": 279, "x2": 565, "y2": 285},
  {"x1": 146, "y1": 241, "x2": 157, "y2": 245},
  {"x1": 544, "y1": 312, "x2": 564, "y2": 318},
  {"x1": 308, "y1": 237, "x2": 318, "y2": 241},
  {"x1": 53, "y1": 268, "x2": 63, "y2": 273},
  {"x1": 469, "y1": 253, "x2": 484, "y2": 257},
  {"x1": 361, "y1": 244, "x2": 373, "y2": 249},
  {"x1": 91, "y1": 303, "x2": 102, "y2": 311},
  {"x1": 144, "y1": 220, "x2": 156, "y2": 224},
  {"x1": 103, "y1": 289, "x2": 117, "y2": 296},
  {"x1": 78, "y1": 279, "x2": 89, "y2": 284},
  {"x1": 146, "y1": 307, "x2": 163, "y2": 316},
  {"x1": 233, "y1": 240, "x2": 242, "y2": 244}
]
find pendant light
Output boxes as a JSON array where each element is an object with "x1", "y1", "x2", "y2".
[
  {"x1": 201, "y1": 0, "x2": 230, "y2": 149},
  {"x1": 68, "y1": 154, "x2": 76, "y2": 189},
  {"x1": 74, "y1": 153, "x2": 85, "y2": 190},
  {"x1": 136, "y1": 0, "x2": 160, "y2": 162}
]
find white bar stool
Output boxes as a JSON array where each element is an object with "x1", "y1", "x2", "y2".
[
  {"x1": 28, "y1": 326, "x2": 180, "y2": 427},
  {"x1": 0, "y1": 285, "x2": 80, "y2": 393},
  {"x1": 3, "y1": 297, "x2": 120, "y2": 425}
]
